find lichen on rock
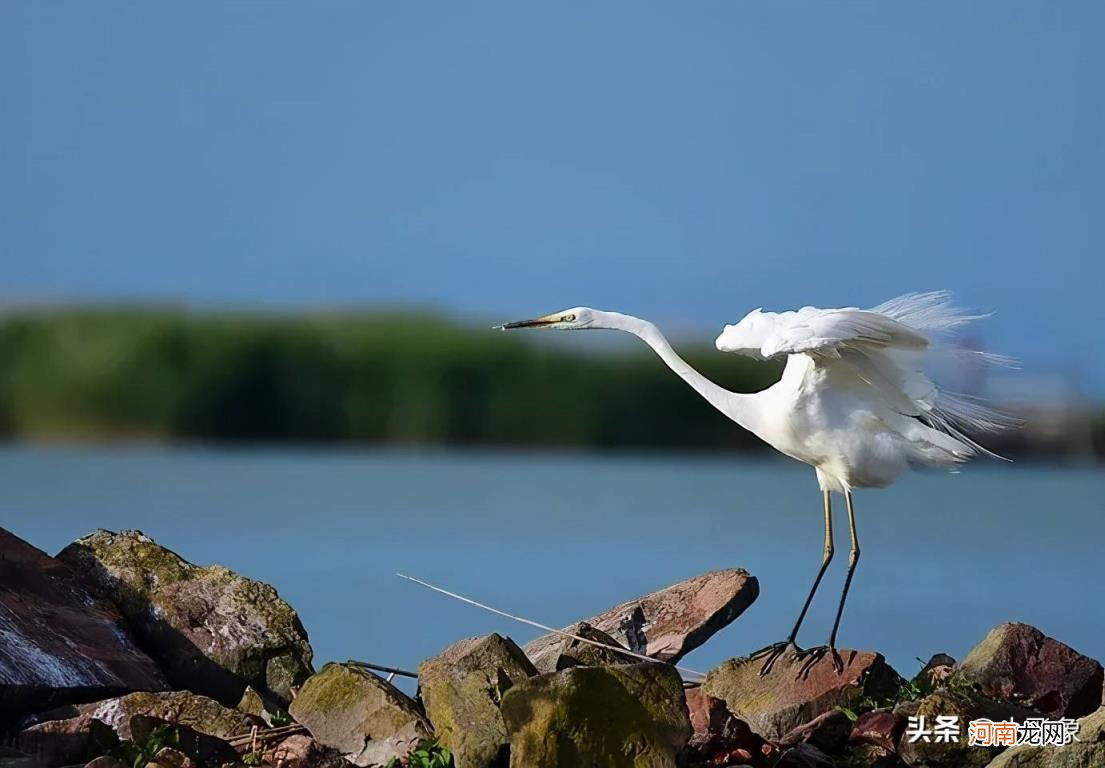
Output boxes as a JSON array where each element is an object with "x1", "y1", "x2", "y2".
[
  {"x1": 56, "y1": 529, "x2": 313, "y2": 706},
  {"x1": 418, "y1": 634, "x2": 537, "y2": 768},
  {"x1": 500, "y1": 662, "x2": 692, "y2": 768},
  {"x1": 288, "y1": 662, "x2": 431, "y2": 767}
]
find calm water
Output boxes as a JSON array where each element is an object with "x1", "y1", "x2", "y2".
[{"x1": 2, "y1": 444, "x2": 1102, "y2": 689}]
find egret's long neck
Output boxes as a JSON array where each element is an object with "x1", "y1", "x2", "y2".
[{"x1": 603, "y1": 312, "x2": 758, "y2": 431}]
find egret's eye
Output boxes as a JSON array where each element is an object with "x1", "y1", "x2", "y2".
[{"x1": 563, "y1": 314, "x2": 576, "y2": 322}]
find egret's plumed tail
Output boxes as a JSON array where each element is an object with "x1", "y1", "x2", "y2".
[{"x1": 870, "y1": 291, "x2": 1019, "y2": 459}]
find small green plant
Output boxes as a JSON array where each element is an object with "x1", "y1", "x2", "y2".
[
  {"x1": 107, "y1": 724, "x2": 179, "y2": 768},
  {"x1": 385, "y1": 738, "x2": 452, "y2": 768},
  {"x1": 269, "y1": 708, "x2": 293, "y2": 727},
  {"x1": 241, "y1": 750, "x2": 265, "y2": 766}
]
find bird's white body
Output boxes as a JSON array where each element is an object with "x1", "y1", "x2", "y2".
[
  {"x1": 502, "y1": 292, "x2": 1012, "y2": 494},
  {"x1": 499, "y1": 291, "x2": 1013, "y2": 660}
]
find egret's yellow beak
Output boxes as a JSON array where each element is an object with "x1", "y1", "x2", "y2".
[{"x1": 493, "y1": 314, "x2": 559, "y2": 331}]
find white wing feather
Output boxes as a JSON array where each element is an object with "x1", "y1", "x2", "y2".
[{"x1": 715, "y1": 291, "x2": 1017, "y2": 459}]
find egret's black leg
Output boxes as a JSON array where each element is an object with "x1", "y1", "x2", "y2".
[
  {"x1": 751, "y1": 491, "x2": 834, "y2": 675},
  {"x1": 795, "y1": 491, "x2": 859, "y2": 677}
]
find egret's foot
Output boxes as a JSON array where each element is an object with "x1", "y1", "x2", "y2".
[
  {"x1": 793, "y1": 644, "x2": 844, "y2": 678},
  {"x1": 749, "y1": 640, "x2": 799, "y2": 677}
]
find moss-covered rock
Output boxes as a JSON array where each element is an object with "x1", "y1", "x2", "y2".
[
  {"x1": 288, "y1": 662, "x2": 431, "y2": 767},
  {"x1": 499, "y1": 662, "x2": 691, "y2": 768},
  {"x1": 85, "y1": 690, "x2": 262, "y2": 740},
  {"x1": 57, "y1": 529, "x2": 313, "y2": 705},
  {"x1": 702, "y1": 650, "x2": 901, "y2": 741},
  {"x1": 418, "y1": 634, "x2": 537, "y2": 768},
  {"x1": 984, "y1": 705, "x2": 1105, "y2": 767},
  {"x1": 894, "y1": 689, "x2": 1025, "y2": 768}
]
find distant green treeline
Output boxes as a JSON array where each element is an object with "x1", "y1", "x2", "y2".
[{"x1": 0, "y1": 308, "x2": 785, "y2": 450}]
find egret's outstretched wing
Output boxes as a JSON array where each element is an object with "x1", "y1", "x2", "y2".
[
  {"x1": 715, "y1": 305, "x2": 928, "y2": 360},
  {"x1": 715, "y1": 292, "x2": 1017, "y2": 457}
]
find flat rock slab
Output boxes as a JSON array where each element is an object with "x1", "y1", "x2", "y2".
[
  {"x1": 524, "y1": 569, "x2": 758, "y2": 666},
  {"x1": 500, "y1": 662, "x2": 691, "y2": 768},
  {"x1": 956, "y1": 622, "x2": 1103, "y2": 719},
  {"x1": 0, "y1": 527, "x2": 167, "y2": 720},
  {"x1": 57, "y1": 529, "x2": 314, "y2": 706},
  {"x1": 702, "y1": 650, "x2": 901, "y2": 741},
  {"x1": 288, "y1": 662, "x2": 431, "y2": 767}
]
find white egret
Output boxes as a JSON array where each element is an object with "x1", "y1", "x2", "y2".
[{"x1": 496, "y1": 291, "x2": 1015, "y2": 676}]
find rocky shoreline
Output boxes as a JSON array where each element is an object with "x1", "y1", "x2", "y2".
[{"x1": 2, "y1": 526, "x2": 1102, "y2": 768}]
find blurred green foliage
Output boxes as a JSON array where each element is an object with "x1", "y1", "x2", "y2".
[{"x1": 0, "y1": 308, "x2": 782, "y2": 450}]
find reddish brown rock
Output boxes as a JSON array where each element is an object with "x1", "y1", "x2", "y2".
[
  {"x1": 685, "y1": 688, "x2": 768, "y2": 765},
  {"x1": 524, "y1": 569, "x2": 758, "y2": 664},
  {"x1": 702, "y1": 650, "x2": 901, "y2": 740},
  {"x1": 956, "y1": 622, "x2": 1103, "y2": 718},
  {"x1": 264, "y1": 734, "x2": 355, "y2": 768},
  {"x1": 0, "y1": 528, "x2": 168, "y2": 719},
  {"x1": 777, "y1": 709, "x2": 852, "y2": 754},
  {"x1": 848, "y1": 709, "x2": 903, "y2": 755}
]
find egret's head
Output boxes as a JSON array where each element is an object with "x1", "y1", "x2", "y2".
[{"x1": 495, "y1": 307, "x2": 597, "y2": 331}]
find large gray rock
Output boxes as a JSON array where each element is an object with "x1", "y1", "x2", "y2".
[
  {"x1": 418, "y1": 634, "x2": 537, "y2": 768},
  {"x1": 985, "y1": 705, "x2": 1105, "y2": 767},
  {"x1": 288, "y1": 662, "x2": 432, "y2": 767},
  {"x1": 702, "y1": 650, "x2": 901, "y2": 741},
  {"x1": 500, "y1": 662, "x2": 691, "y2": 768},
  {"x1": 57, "y1": 529, "x2": 313, "y2": 705},
  {"x1": 524, "y1": 569, "x2": 758, "y2": 665},
  {"x1": 0, "y1": 528, "x2": 167, "y2": 720},
  {"x1": 956, "y1": 623, "x2": 1103, "y2": 719}
]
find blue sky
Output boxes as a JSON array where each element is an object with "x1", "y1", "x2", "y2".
[{"x1": 2, "y1": 3, "x2": 1102, "y2": 391}]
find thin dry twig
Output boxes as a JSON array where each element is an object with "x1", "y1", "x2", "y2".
[
  {"x1": 226, "y1": 724, "x2": 308, "y2": 747},
  {"x1": 396, "y1": 572, "x2": 706, "y2": 680},
  {"x1": 346, "y1": 659, "x2": 418, "y2": 679}
]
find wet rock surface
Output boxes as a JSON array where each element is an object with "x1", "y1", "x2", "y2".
[
  {"x1": 0, "y1": 528, "x2": 167, "y2": 720},
  {"x1": 956, "y1": 622, "x2": 1103, "y2": 719},
  {"x1": 702, "y1": 649, "x2": 902, "y2": 740},
  {"x1": 525, "y1": 569, "x2": 758, "y2": 664},
  {"x1": 288, "y1": 662, "x2": 431, "y2": 767},
  {"x1": 418, "y1": 634, "x2": 537, "y2": 768},
  {"x1": 57, "y1": 529, "x2": 313, "y2": 707},
  {"x1": 499, "y1": 662, "x2": 691, "y2": 768}
]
